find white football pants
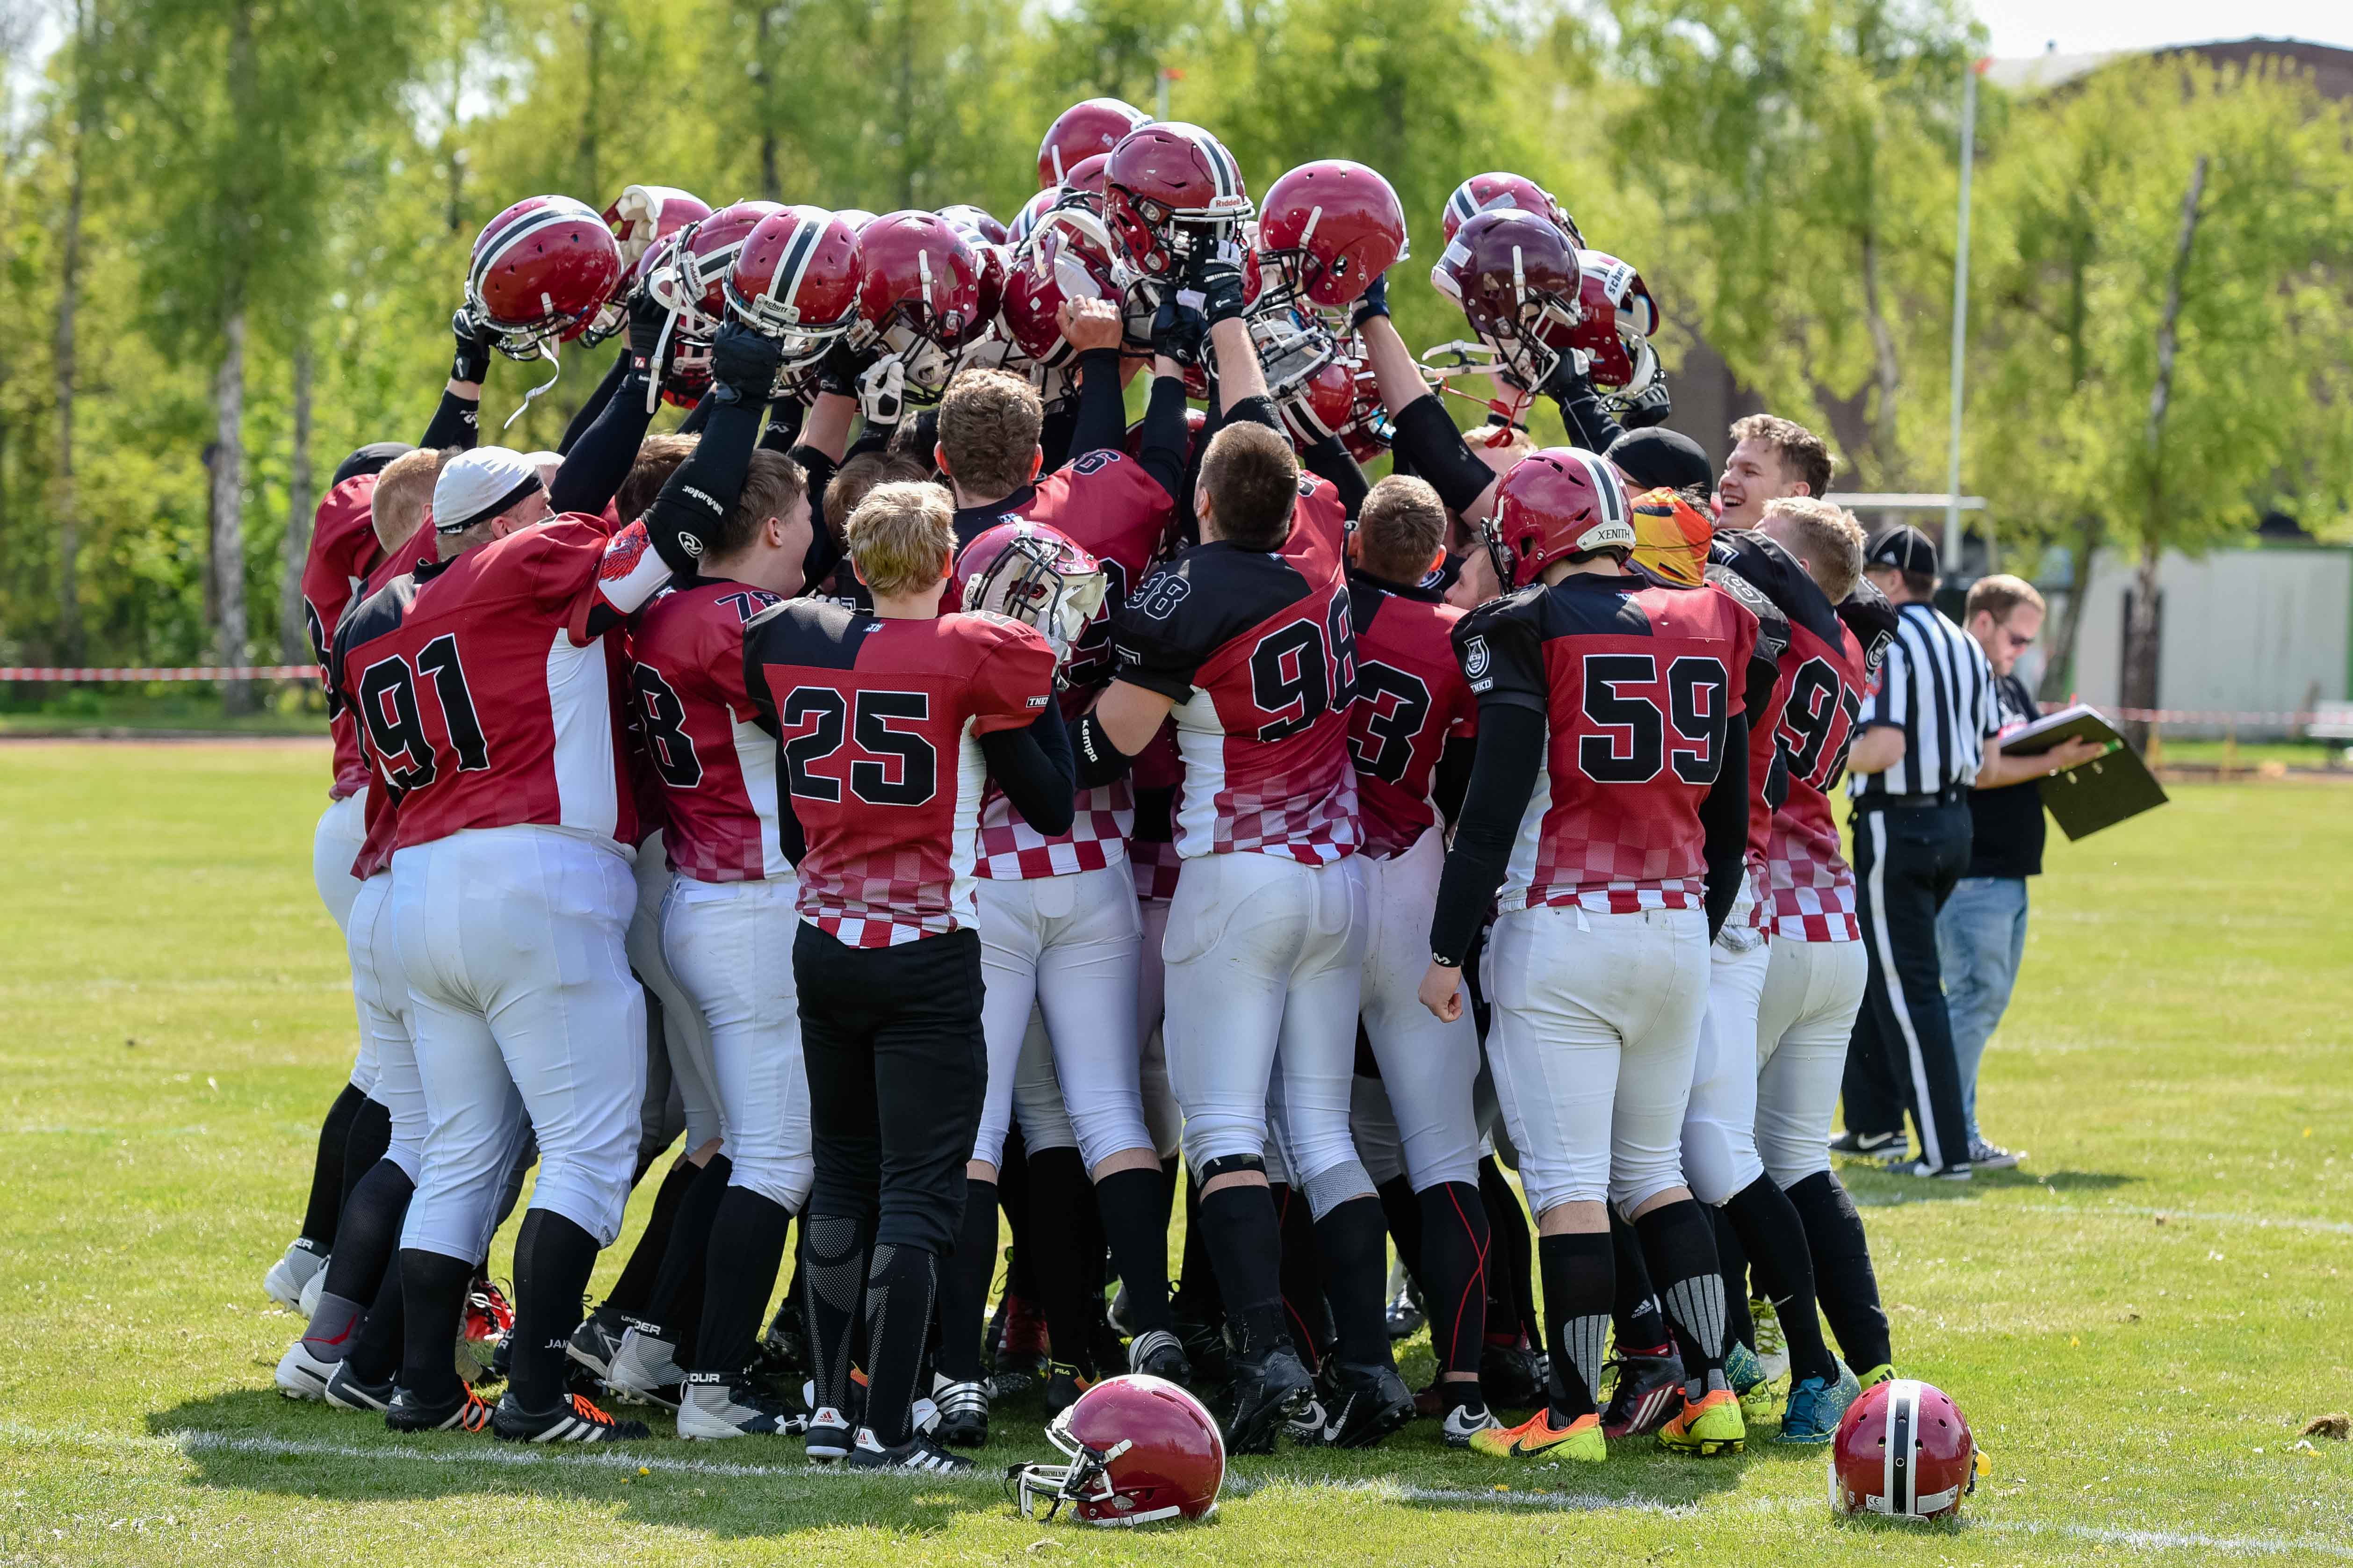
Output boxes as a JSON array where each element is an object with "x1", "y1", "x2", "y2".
[
  {"x1": 1754, "y1": 937, "x2": 1869, "y2": 1188},
  {"x1": 312, "y1": 788, "x2": 378, "y2": 1095},
  {"x1": 628, "y1": 833, "x2": 723, "y2": 1152},
  {"x1": 346, "y1": 873, "x2": 430, "y2": 1179},
  {"x1": 1357, "y1": 827, "x2": 1484, "y2": 1192},
  {"x1": 1679, "y1": 938, "x2": 1775, "y2": 1204}
]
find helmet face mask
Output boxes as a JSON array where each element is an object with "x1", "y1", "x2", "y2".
[
  {"x1": 851, "y1": 213, "x2": 989, "y2": 404},
  {"x1": 1432, "y1": 210, "x2": 1586, "y2": 403},
  {"x1": 956, "y1": 523, "x2": 1109, "y2": 677},
  {"x1": 1103, "y1": 123, "x2": 1253, "y2": 283}
]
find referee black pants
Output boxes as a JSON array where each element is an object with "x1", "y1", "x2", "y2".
[{"x1": 1843, "y1": 802, "x2": 1975, "y2": 1170}]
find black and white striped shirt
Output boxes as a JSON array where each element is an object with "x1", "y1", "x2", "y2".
[{"x1": 1850, "y1": 601, "x2": 1997, "y2": 800}]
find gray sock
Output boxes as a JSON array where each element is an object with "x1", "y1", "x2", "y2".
[{"x1": 301, "y1": 1292, "x2": 368, "y2": 1363}]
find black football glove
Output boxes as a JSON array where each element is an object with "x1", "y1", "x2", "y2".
[
  {"x1": 1191, "y1": 238, "x2": 1248, "y2": 327},
  {"x1": 1535, "y1": 347, "x2": 1591, "y2": 404},
  {"x1": 1150, "y1": 289, "x2": 1208, "y2": 369},
  {"x1": 1349, "y1": 272, "x2": 1390, "y2": 332},
  {"x1": 450, "y1": 309, "x2": 494, "y2": 385},
  {"x1": 814, "y1": 338, "x2": 869, "y2": 399},
  {"x1": 1619, "y1": 374, "x2": 1674, "y2": 429},
  {"x1": 709, "y1": 321, "x2": 786, "y2": 406},
  {"x1": 626, "y1": 289, "x2": 674, "y2": 371}
]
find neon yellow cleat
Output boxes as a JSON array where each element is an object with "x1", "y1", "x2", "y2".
[
  {"x1": 1857, "y1": 1362, "x2": 1896, "y2": 1388},
  {"x1": 1659, "y1": 1387, "x2": 1746, "y2": 1455},
  {"x1": 1469, "y1": 1408, "x2": 1607, "y2": 1463}
]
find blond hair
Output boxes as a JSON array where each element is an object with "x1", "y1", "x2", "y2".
[
  {"x1": 371, "y1": 448, "x2": 445, "y2": 552},
  {"x1": 1761, "y1": 496, "x2": 1865, "y2": 602},
  {"x1": 937, "y1": 369, "x2": 1044, "y2": 499},
  {"x1": 846, "y1": 481, "x2": 955, "y2": 598},
  {"x1": 1729, "y1": 413, "x2": 1835, "y2": 500},
  {"x1": 1965, "y1": 573, "x2": 2045, "y2": 626},
  {"x1": 1357, "y1": 476, "x2": 1447, "y2": 583}
]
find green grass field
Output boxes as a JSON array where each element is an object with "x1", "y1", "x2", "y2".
[{"x1": 3, "y1": 742, "x2": 2348, "y2": 1565}]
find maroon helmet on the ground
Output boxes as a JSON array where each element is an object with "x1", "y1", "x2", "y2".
[
  {"x1": 1831, "y1": 1380, "x2": 1981, "y2": 1521},
  {"x1": 1013, "y1": 1374, "x2": 1226, "y2": 1525},
  {"x1": 1484, "y1": 446, "x2": 1631, "y2": 588},
  {"x1": 466, "y1": 195, "x2": 626, "y2": 360},
  {"x1": 1440, "y1": 171, "x2": 1584, "y2": 249},
  {"x1": 1256, "y1": 160, "x2": 1409, "y2": 313},
  {"x1": 1102, "y1": 122, "x2": 1252, "y2": 282},
  {"x1": 1431, "y1": 209, "x2": 1585, "y2": 393},
  {"x1": 1038, "y1": 97, "x2": 1153, "y2": 188},
  {"x1": 603, "y1": 185, "x2": 712, "y2": 268},
  {"x1": 851, "y1": 210, "x2": 989, "y2": 399},
  {"x1": 724, "y1": 207, "x2": 864, "y2": 376}
]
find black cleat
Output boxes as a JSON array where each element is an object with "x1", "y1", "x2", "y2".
[
  {"x1": 1126, "y1": 1326, "x2": 1193, "y2": 1384},
  {"x1": 1602, "y1": 1348, "x2": 1688, "y2": 1439},
  {"x1": 932, "y1": 1378, "x2": 989, "y2": 1447},
  {"x1": 323, "y1": 1360, "x2": 396, "y2": 1414},
  {"x1": 846, "y1": 1427, "x2": 973, "y2": 1472},
  {"x1": 565, "y1": 1304, "x2": 631, "y2": 1380},
  {"x1": 491, "y1": 1390, "x2": 650, "y2": 1443},
  {"x1": 1828, "y1": 1128, "x2": 1902, "y2": 1157},
  {"x1": 1313, "y1": 1361, "x2": 1416, "y2": 1449},
  {"x1": 1175, "y1": 1317, "x2": 1230, "y2": 1387},
  {"x1": 1044, "y1": 1361, "x2": 1095, "y2": 1419},
  {"x1": 384, "y1": 1383, "x2": 493, "y2": 1433},
  {"x1": 1480, "y1": 1337, "x2": 1549, "y2": 1409},
  {"x1": 1222, "y1": 1344, "x2": 1314, "y2": 1455},
  {"x1": 804, "y1": 1403, "x2": 855, "y2": 1462}
]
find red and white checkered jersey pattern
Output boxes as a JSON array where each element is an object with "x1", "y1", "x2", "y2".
[
  {"x1": 745, "y1": 602, "x2": 1057, "y2": 947},
  {"x1": 302, "y1": 474, "x2": 386, "y2": 801},
  {"x1": 976, "y1": 781, "x2": 1131, "y2": 879},
  {"x1": 1459, "y1": 571, "x2": 1758, "y2": 917},
  {"x1": 1345, "y1": 571, "x2": 1477, "y2": 861},
  {"x1": 1127, "y1": 833, "x2": 1184, "y2": 903},
  {"x1": 1767, "y1": 609, "x2": 1870, "y2": 942},
  {"x1": 627, "y1": 578, "x2": 792, "y2": 883}
]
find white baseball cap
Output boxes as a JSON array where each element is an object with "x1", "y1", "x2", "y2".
[{"x1": 433, "y1": 447, "x2": 544, "y2": 535}]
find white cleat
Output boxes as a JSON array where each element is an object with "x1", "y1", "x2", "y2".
[
  {"x1": 676, "y1": 1372, "x2": 807, "y2": 1439},
  {"x1": 274, "y1": 1339, "x2": 338, "y2": 1401},
  {"x1": 262, "y1": 1240, "x2": 326, "y2": 1312},
  {"x1": 604, "y1": 1324, "x2": 685, "y2": 1409},
  {"x1": 297, "y1": 1263, "x2": 329, "y2": 1320}
]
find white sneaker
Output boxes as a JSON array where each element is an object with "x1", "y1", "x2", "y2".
[
  {"x1": 1968, "y1": 1138, "x2": 2023, "y2": 1171},
  {"x1": 274, "y1": 1339, "x2": 338, "y2": 1400},
  {"x1": 604, "y1": 1324, "x2": 685, "y2": 1409},
  {"x1": 262, "y1": 1240, "x2": 325, "y2": 1311},
  {"x1": 297, "y1": 1263, "x2": 328, "y2": 1320},
  {"x1": 1440, "y1": 1400, "x2": 1504, "y2": 1448}
]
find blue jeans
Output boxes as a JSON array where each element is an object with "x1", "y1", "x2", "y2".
[{"x1": 1934, "y1": 876, "x2": 2029, "y2": 1145}]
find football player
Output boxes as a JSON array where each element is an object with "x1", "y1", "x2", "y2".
[{"x1": 744, "y1": 481, "x2": 1072, "y2": 1472}]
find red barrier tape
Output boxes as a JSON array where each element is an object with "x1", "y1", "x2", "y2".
[{"x1": 0, "y1": 666, "x2": 317, "y2": 682}]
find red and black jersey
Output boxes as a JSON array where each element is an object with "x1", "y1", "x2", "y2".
[
  {"x1": 1111, "y1": 475, "x2": 1359, "y2": 864},
  {"x1": 627, "y1": 578, "x2": 791, "y2": 883},
  {"x1": 1126, "y1": 722, "x2": 1185, "y2": 904},
  {"x1": 330, "y1": 514, "x2": 671, "y2": 855},
  {"x1": 1344, "y1": 569, "x2": 1476, "y2": 861},
  {"x1": 342, "y1": 534, "x2": 441, "y2": 882},
  {"x1": 1702, "y1": 538, "x2": 1795, "y2": 927},
  {"x1": 1454, "y1": 570, "x2": 1759, "y2": 915},
  {"x1": 301, "y1": 475, "x2": 385, "y2": 801},
  {"x1": 952, "y1": 449, "x2": 1181, "y2": 880},
  {"x1": 743, "y1": 600, "x2": 1056, "y2": 947},
  {"x1": 1768, "y1": 609, "x2": 1872, "y2": 942}
]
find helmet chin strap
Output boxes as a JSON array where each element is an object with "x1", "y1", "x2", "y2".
[
  {"x1": 644, "y1": 307, "x2": 679, "y2": 413},
  {"x1": 505, "y1": 339, "x2": 560, "y2": 432}
]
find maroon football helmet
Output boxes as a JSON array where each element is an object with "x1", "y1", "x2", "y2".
[
  {"x1": 1102, "y1": 122, "x2": 1252, "y2": 282},
  {"x1": 1440, "y1": 171, "x2": 1584, "y2": 249},
  {"x1": 955, "y1": 521, "x2": 1108, "y2": 670},
  {"x1": 723, "y1": 206, "x2": 864, "y2": 378},
  {"x1": 602, "y1": 184, "x2": 712, "y2": 268},
  {"x1": 465, "y1": 195, "x2": 626, "y2": 361},
  {"x1": 1038, "y1": 97, "x2": 1154, "y2": 189},
  {"x1": 1566, "y1": 248, "x2": 1663, "y2": 398},
  {"x1": 1256, "y1": 160, "x2": 1409, "y2": 314},
  {"x1": 1000, "y1": 227, "x2": 1119, "y2": 372},
  {"x1": 1484, "y1": 446, "x2": 1632, "y2": 588},
  {"x1": 1278, "y1": 353, "x2": 1359, "y2": 450},
  {"x1": 1831, "y1": 1380, "x2": 1981, "y2": 1521},
  {"x1": 631, "y1": 200, "x2": 784, "y2": 404},
  {"x1": 834, "y1": 208, "x2": 880, "y2": 231},
  {"x1": 850, "y1": 210, "x2": 988, "y2": 400},
  {"x1": 937, "y1": 203, "x2": 1010, "y2": 246},
  {"x1": 1431, "y1": 209, "x2": 1586, "y2": 394},
  {"x1": 1012, "y1": 1375, "x2": 1225, "y2": 1526}
]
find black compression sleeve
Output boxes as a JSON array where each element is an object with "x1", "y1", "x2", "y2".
[
  {"x1": 676, "y1": 398, "x2": 712, "y2": 435},
  {"x1": 1429, "y1": 703, "x2": 1545, "y2": 966},
  {"x1": 419, "y1": 389, "x2": 480, "y2": 453},
  {"x1": 549, "y1": 361, "x2": 658, "y2": 518},
  {"x1": 1432, "y1": 733, "x2": 1477, "y2": 831},
  {"x1": 759, "y1": 397, "x2": 805, "y2": 454},
  {"x1": 1301, "y1": 435, "x2": 1370, "y2": 519},
  {"x1": 1068, "y1": 348, "x2": 1127, "y2": 460},
  {"x1": 644, "y1": 399, "x2": 762, "y2": 573},
  {"x1": 1134, "y1": 373, "x2": 1190, "y2": 499},
  {"x1": 559, "y1": 348, "x2": 632, "y2": 456},
  {"x1": 1700, "y1": 712, "x2": 1751, "y2": 940},
  {"x1": 980, "y1": 708, "x2": 1077, "y2": 837},
  {"x1": 1039, "y1": 404, "x2": 1078, "y2": 471},
  {"x1": 1224, "y1": 393, "x2": 1283, "y2": 435},
  {"x1": 775, "y1": 785, "x2": 807, "y2": 867},
  {"x1": 1549, "y1": 371, "x2": 1625, "y2": 453},
  {"x1": 1391, "y1": 396, "x2": 1495, "y2": 516},
  {"x1": 1068, "y1": 709, "x2": 1135, "y2": 789}
]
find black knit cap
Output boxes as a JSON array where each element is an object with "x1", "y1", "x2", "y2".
[{"x1": 1605, "y1": 426, "x2": 1713, "y2": 496}]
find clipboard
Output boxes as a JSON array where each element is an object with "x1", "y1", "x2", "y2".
[{"x1": 1998, "y1": 704, "x2": 2168, "y2": 840}]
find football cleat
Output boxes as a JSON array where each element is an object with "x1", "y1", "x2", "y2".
[
  {"x1": 604, "y1": 1324, "x2": 685, "y2": 1409},
  {"x1": 1479, "y1": 1336, "x2": 1549, "y2": 1409},
  {"x1": 1469, "y1": 1407, "x2": 1605, "y2": 1463},
  {"x1": 274, "y1": 1339, "x2": 338, "y2": 1401},
  {"x1": 758, "y1": 1312, "x2": 810, "y2": 1387},
  {"x1": 1601, "y1": 1348, "x2": 1686, "y2": 1439},
  {"x1": 384, "y1": 1383, "x2": 494, "y2": 1434},
  {"x1": 1440, "y1": 1397, "x2": 1504, "y2": 1448},
  {"x1": 1315, "y1": 1361, "x2": 1415, "y2": 1449},
  {"x1": 1827, "y1": 1129, "x2": 1902, "y2": 1157},
  {"x1": 1858, "y1": 1361, "x2": 1897, "y2": 1388},
  {"x1": 846, "y1": 1427, "x2": 974, "y2": 1472},
  {"x1": 1882, "y1": 1155, "x2": 1972, "y2": 1181},
  {"x1": 566, "y1": 1304, "x2": 631, "y2": 1380},
  {"x1": 1726, "y1": 1340, "x2": 1778, "y2": 1421},
  {"x1": 1044, "y1": 1360, "x2": 1095, "y2": 1419},
  {"x1": 323, "y1": 1359, "x2": 396, "y2": 1413},
  {"x1": 1658, "y1": 1387, "x2": 1746, "y2": 1455},
  {"x1": 804, "y1": 1404, "x2": 855, "y2": 1462},
  {"x1": 262, "y1": 1239, "x2": 327, "y2": 1311},
  {"x1": 932, "y1": 1376, "x2": 990, "y2": 1447},
  {"x1": 492, "y1": 1390, "x2": 650, "y2": 1443},
  {"x1": 991, "y1": 1293, "x2": 1050, "y2": 1390},
  {"x1": 1223, "y1": 1343, "x2": 1315, "y2": 1455},
  {"x1": 1385, "y1": 1283, "x2": 1426, "y2": 1341},
  {"x1": 677, "y1": 1372, "x2": 807, "y2": 1439},
  {"x1": 1127, "y1": 1326, "x2": 1193, "y2": 1384},
  {"x1": 1174, "y1": 1317, "x2": 1230, "y2": 1387},
  {"x1": 1284, "y1": 1394, "x2": 1328, "y2": 1445},
  {"x1": 297, "y1": 1265, "x2": 327, "y2": 1321},
  {"x1": 1775, "y1": 1364, "x2": 1862, "y2": 1445}
]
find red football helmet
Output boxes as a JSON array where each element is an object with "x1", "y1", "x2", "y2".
[
  {"x1": 1484, "y1": 446, "x2": 1632, "y2": 588},
  {"x1": 465, "y1": 195, "x2": 626, "y2": 361},
  {"x1": 850, "y1": 210, "x2": 989, "y2": 400},
  {"x1": 1256, "y1": 160, "x2": 1409, "y2": 314},
  {"x1": 632, "y1": 200, "x2": 785, "y2": 405},
  {"x1": 1103, "y1": 122, "x2": 1252, "y2": 282},
  {"x1": 1567, "y1": 248, "x2": 1663, "y2": 397},
  {"x1": 724, "y1": 207, "x2": 864, "y2": 375},
  {"x1": 1001, "y1": 227, "x2": 1119, "y2": 371},
  {"x1": 954, "y1": 521, "x2": 1107, "y2": 669},
  {"x1": 1038, "y1": 97, "x2": 1154, "y2": 189},
  {"x1": 1432, "y1": 209, "x2": 1586, "y2": 395},
  {"x1": 1012, "y1": 1374, "x2": 1225, "y2": 1526},
  {"x1": 602, "y1": 184, "x2": 712, "y2": 268},
  {"x1": 937, "y1": 204, "x2": 1010, "y2": 246},
  {"x1": 834, "y1": 208, "x2": 880, "y2": 231},
  {"x1": 1278, "y1": 354, "x2": 1358, "y2": 448},
  {"x1": 1831, "y1": 1379, "x2": 1981, "y2": 1521},
  {"x1": 1440, "y1": 171, "x2": 1584, "y2": 250}
]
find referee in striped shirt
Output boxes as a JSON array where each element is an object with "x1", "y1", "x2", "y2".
[{"x1": 1833, "y1": 526, "x2": 2002, "y2": 1179}]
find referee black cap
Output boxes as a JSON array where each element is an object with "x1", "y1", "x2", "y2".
[
  {"x1": 1606, "y1": 426, "x2": 1713, "y2": 497},
  {"x1": 1866, "y1": 524, "x2": 1939, "y2": 579}
]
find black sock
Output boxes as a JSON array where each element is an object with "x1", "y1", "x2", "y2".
[
  {"x1": 344, "y1": 1248, "x2": 405, "y2": 1382},
  {"x1": 1608, "y1": 1207, "x2": 1671, "y2": 1352},
  {"x1": 1198, "y1": 1183, "x2": 1287, "y2": 1356},
  {"x1": 1417, "y1": 1182, "x2": 1489, "y2": 1379},
  {"x1": 1536, "y1": 1230, "x2": 1612, "y2": 1422},
  {"x1": 1312, "y1": 1194, "x2": 1393, "y2": 1367},
  {"x1": 1271, "y1": 1185, "x2": 1330, "y2": 1369},
  {"x1": 1375, "y1": 1175, "x2": 1425, "y2": 1293},
  {"x1": 772, "y1": 1231, "x2": 805, "y2": 1344},
  {"x1": 396, "y1": 1246, "x2": 476, "y2": 1405},
  {"x1": 510, "y1": 1207, "x2": 600, "y2": 1411},
  {"x1": 604, "y1": 1156, "x2": 695, "y2": 1317},
  {"x1": 692, "y1": 1187, "x2": 794, "y2": 1380},
  {"x1": 644, "y1": 1154, "x2": 732, "y2": 1354},
  {"x1": 800, "y1": 1212, "x2": 872, "y2": 1416},
  {"x1": 318, "y1": 1160, "x2": 414, "y2": 1313},
  {"x1": 1725, "y1": 1176, "x2": 1838, "y2": 1384},
  {"x1": 998, "y1": 1132, "x2": 1032, "y2": 1299},
  {"x1": 336, "y1": 1098, "x2": 393, "y2": 1218},
  {"x1": 860, "y1": 1243, "x2": 936, "y2": 1445},
  {"x1": 300, "y1": 1083, "x2": 369, "y2": 1247},
  {"x1": 1479, "y1": 1157, "x2": 1541, "y2": 1351},
  {"x1": 1785, "y1": 1171, "x2": 1891, "y2": 1373},
  {"x1": 1024, "y1": 1147, "x2": 1097, "y2": 1374},
  {"x1": 1096, "y1": 1166, "x2": 1174, "y2": 1334},
  {"x1": 1711, "y1": 1205, "x2": 1757, "y2": 1354},
  {"x1": 1155, "y1": 1154, "x2": 1180, "y2": 1240},
  {"x1": 1172, "y1": 1170, "x2": 1224, "y2": 1324},
  {"x1": 936, "y1": 1177, "x2": 998, "y2": 1383},
  {"x1": 1632, "y1": 1199, "x2": 1729, "y2": 1397}
]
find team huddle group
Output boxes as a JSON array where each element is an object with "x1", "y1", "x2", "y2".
[{"x1": 260, "y1": 95, "x2": 1926, "y2": 1486}]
